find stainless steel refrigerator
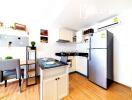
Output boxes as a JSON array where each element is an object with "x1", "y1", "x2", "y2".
[{"x1": 88, "y1": 30, "x2": 113, "y2": 89}]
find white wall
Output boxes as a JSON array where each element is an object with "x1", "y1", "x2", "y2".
[
  {"x1": 108, "y1": 14, "x2": 132, "y2": 87},
  {"x1": 29, "y1": 26, "x2": 76, "y2": 60},
  {"x1": 0, "y1": 47, "x2": 26, "y2": 60},
  {"x1": 0, "y1": 0, "x2": 73, "y2": 60},
  {"x1": 0, "y1": 27, "x2": 76, "y2": 60},
  {"x1": 86, "y1": 11, "x2": 132, "y2": 87},
  {"x1": 76, "y1": 43, "x2": 88, "y2": 53}
]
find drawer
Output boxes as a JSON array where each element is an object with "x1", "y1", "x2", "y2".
[{"x1": 43, "y1": 66, "x2": 68, "y2": 79}]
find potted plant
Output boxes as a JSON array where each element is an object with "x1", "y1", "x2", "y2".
[
  {"x1": 31, "y1": 41, "x2": 36, "y2": 50},
  {"x1": 5, "y1": 56, "x2": 13, "y2": 59}
]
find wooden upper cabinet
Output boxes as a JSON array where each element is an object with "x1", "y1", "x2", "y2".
[
  {"x1": 59, "y1": 28, "x2": 74, "y2": 42},
  {"x1": 76, "y1": 30, "x2": 83, "y2": 43}
]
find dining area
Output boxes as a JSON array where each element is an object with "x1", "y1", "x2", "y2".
[{"x1": 0, "y1": 58, "x2": 37, "y2": 93}]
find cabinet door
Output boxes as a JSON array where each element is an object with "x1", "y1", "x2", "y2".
[
  {"x1": 43, "y1": 78, "x2": 58, "y2": 100},
  {"x1": 68, "y1": 31, "x2": 74, "y2": 42},
  {"x1": 59, "y1": 29, "x2": 66, "y2": 40},
  {"x1": 68, "y1": 56, "x2": 76, "y2": 72},
  {"x1": 76, "y1": 56, "x2": 87, "y2": 76},
  {"x1": 57, "y1": 74, "x2": 69, "y2": 99},
  {"x1": 81, "y1": 57, "x2": 87, "y2": 76},
  {"x1": 76, "y1": 30, "x2": 83, "y2": 43},
  {"x1": 76, "y1": 56, "x2": 81, "y2": 71},
  {"x1": 59, "y1": 28, "x2": 73, "y2": 42},
  {"x1": 59, "y1": 29, "x2": 69, "y2": 41},
  {"x1": 71, "y1": 57, "x2": 76, "y2": 72}
]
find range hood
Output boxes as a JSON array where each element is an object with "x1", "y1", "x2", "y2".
[{"x1": 56, "y1": 39, "x2": 70, "y2": 43}]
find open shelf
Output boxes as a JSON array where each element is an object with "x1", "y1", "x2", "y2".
[{"x1": 26, "y1": 46, "x2": 37, "y2": 86}]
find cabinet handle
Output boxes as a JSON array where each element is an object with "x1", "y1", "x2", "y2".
[{"x1": 55, "y1": 77, "x2": 60, "y2": 80}]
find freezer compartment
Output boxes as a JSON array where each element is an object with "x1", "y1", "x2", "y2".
[{"x1": 90, "y1": 30, "x2": 107, "y2": 48}]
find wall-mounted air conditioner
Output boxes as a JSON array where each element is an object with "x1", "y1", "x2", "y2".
[{"x1": 97, "y1": 16, "x2": 121, "y2": 32}]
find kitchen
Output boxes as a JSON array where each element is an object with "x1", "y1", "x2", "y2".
[{"x1": 0, "y1": 0, "x2": 132, "y2": 100}]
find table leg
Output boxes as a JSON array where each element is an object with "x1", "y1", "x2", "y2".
[{"x1": 0, "y1": 71, "x2": 3, "y2": 82}]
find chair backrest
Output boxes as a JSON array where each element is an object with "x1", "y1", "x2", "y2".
[
  {"x1": 0, "y1": 59, "x2": 20, "y2": 79},
  {"x1": 0, "y1": 59, "x2": 20, "y2": 71},
  {"x1": 60, "y1": 56, "x2": 68, "y2": 64}
]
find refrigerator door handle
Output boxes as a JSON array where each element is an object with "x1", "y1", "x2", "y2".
[
  {"x1": 89, "y1": 49, "x2": 91, "y2": 60},
  {"x1": 89, "y1": 36, "x2": 92, "y2": 60}
]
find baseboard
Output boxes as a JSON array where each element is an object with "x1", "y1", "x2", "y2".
[
  {"x1": 114, "y1": 81, "x2": 131, "y2": 89},
  {"x1": 69, "y1": 71, "x2": 87, "y2": 78},
  {"x1": 69, "y1": 71, "x2": 76, "y2": 74},
  {"x1": 76, "y1": 71, "x2": 87, "y2": 77}
]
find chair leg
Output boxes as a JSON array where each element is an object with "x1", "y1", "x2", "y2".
[
  {"x1": 19, "y1": 78, "x2": 22, "y2": 93},
  {"x1": 22, "y1": 73, "x2": 24, "y2": 79},
  {"x1": 5, "y1": 80, "x2": 7, "y2": 87},
  {"x1": 19, "y1": 78, "x2": 21, "y2": 86}
]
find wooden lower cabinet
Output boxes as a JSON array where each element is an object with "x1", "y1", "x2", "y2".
[
  {"x1": 57, "y1": 74, "x2": 69, "y2": 100},
  {"x1": 40, "y1": 66, "x2": 69, "y2": 100},
  {"x1": 43, "y1": 74, "x2": 69, "y2": 100},
  {"x1": 76, "y1": 56, "x2": 87, "y2": 76},
  {"x1": 43, "y1": 77, "x2": 58, "y2": 100}
]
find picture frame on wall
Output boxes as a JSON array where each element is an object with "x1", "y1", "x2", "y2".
[
  {"x1": 40, "y1": 29, "x2": 48, "y2": 43},
  {"x1": 40, "y1": 29, "x2": 48, "y2": 36},
  {"x1": 0, "y1": 21, "x2": 3, "y2": 27},
  {"x1": 14, "y1": 23, "x2": 26, "y2": 31}
]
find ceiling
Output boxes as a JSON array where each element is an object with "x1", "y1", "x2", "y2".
[
  {"x1": 0, "y1": 0, "x2": 132, "y2": 30},
  {"x1": 53, "y1": 0, "x2": 132, "y2": 30}
]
